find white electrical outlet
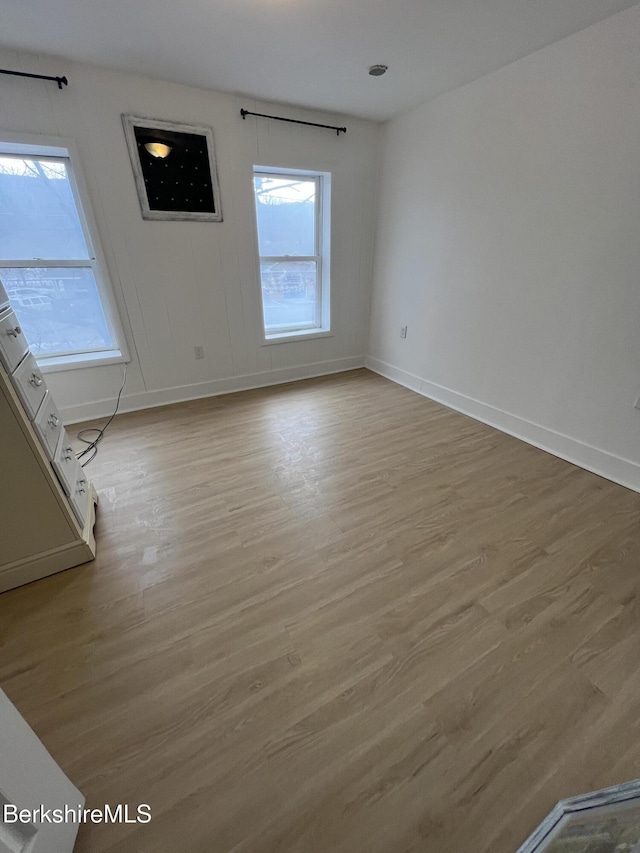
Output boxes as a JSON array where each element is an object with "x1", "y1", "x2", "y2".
[
  {"x1": 194, "y1": 346, "x2": 204, "y2": 360},
  {"x1": 400, "y1": 325, "x2": 408, "y2": 339}
]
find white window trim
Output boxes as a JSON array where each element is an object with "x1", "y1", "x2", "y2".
[
  {"x1": 253, "y1": 165, "x2": 332, "y2": 344},
  {"x1": 261, "y1": 329, "x2": 334, "y2": 347},
  {"x1": 0, "y1": 131, "x2": 129, "y2": 371}
]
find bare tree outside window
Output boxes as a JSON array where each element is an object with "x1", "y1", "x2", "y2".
[{"x1": 0, "y1": 154, "x2": 115, "y2": 359}]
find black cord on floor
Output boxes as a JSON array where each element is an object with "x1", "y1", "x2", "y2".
[{"x1": 76, "y1": 363, "x2": 128, "y2": 467}]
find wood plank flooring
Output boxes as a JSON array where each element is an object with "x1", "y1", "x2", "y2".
[{"x1": 1, "y1": 368, "x2": 640, "y2": 852}]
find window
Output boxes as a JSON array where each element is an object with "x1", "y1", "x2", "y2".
[
  {"x1": 0, "y1": 139, "x2": 127, "y2": 370},
  {"x1": 253, "y1": 167, "x2": 331, "y2": 341}
]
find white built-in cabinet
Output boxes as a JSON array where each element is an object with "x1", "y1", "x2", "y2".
[{"x1": 0, "y1": 281, "x2": 98, "y2": 593}]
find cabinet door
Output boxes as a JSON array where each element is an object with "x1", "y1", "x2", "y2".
[
  {"x1": 11, "y1": 353, "x2": 47, "y2": 421},
  {"x1": 0, "y1": 309, "x2": 28, "y2": 374},
  {"x1": 52, "y1": 430, "x2": 78, "y2": 498},
  {"x1": 33, "y1": 392, "x2": 63, "y2": 461},
  {"x1": 0, "y1": 689, "x2": 84, "y2": 852},
  {"x1": 69, "y1": 470, "x2": 90, "y2": 528}
]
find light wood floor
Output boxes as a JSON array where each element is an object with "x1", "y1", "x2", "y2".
[{"x1": 1, "y1": 369, "x2": 640, "y2": 852}]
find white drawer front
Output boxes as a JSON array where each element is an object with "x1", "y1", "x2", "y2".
[
  {"x1": 52, "y1": 429, "x2": 78, "y2": 497},
  {"x1": 0, "y1": 308, "x2": 29, "y2": 374},
  {"x1": 70, "y1": 470, "x2": 90, "y2": 527},
  {"x1": 11, "y1": 352, "x2": 47, "y2": 421},
  {"x1": 0, "y1": 279, "x2": 8, "y2": 310},
  {"x1": 33, "y1": 391, "x2": 63, "y2": 460}
]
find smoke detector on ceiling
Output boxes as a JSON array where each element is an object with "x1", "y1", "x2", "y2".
[{"x1": 368, "y1": 64, "x2": 388, "y2": 77}]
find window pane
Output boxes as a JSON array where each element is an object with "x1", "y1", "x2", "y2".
[
  {"x1": 260, "y1": 261, "x2": 318, "y2": 332},
  {"x1": 0, "y1": 157, "x2": 90, "y2": 260},
  {"x1": 1, "y1": 267, "x2": 113, "y2": 357},
  {"x1": 254, "y1": 176, "x2": 315, "y2": 256}
]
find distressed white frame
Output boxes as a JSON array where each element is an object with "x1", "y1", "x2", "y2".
[
  {"x1": 516, "y1": 778, "x2": 640, "y2": 852},
  {"x1": 122, "y1": 114, "x2": 222, "y2": 222}
]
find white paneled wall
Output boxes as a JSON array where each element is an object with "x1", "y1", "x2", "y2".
[
  {"x1": 0, "y1": 48, "x2": 380, "y2": 421},
  {"x1": 367, "y1": 6, "x2": 640, "y2": 492}
]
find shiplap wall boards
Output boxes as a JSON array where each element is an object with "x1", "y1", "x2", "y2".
[
  {"x1": 0, "y1": 46, "x2": 379, "y2": 422},
  {"x1": 1, "y1": 4, "x2": 639, "y2": 495}
]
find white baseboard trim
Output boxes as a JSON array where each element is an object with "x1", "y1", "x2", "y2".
[
  {"x1": 61, "y1": 356, "x2": 365, "y2": 424},
  {"x1": 365, "y1": 356, "x2": 640, "y2": 494}
]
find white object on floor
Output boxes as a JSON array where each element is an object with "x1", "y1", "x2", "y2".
[{"x1": 0, "y1": 689, "x2": 84, "y2": 852}]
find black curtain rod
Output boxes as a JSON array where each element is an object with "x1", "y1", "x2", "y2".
[
  {"x1": 0, "y1": 68, "x2": 68, "y2": 89},
  {"x1": 241, "y1": 108, "x2": 346, "y2": 136}
]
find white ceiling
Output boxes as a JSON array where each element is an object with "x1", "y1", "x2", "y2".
[{"x1": 0, "y1": 0, "x2": 637, "y2": 121}]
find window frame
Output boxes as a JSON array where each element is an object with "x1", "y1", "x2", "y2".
[
  {"x1": 252, "y1": 165, "x2": 332, "y2": 344},
  {"x1": 0, "y1": 132, "x2": 129, "y2": 372}
]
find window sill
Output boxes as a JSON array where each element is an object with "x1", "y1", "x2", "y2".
[
  {"x1": 37, "y1": 350, "x2": 128, "y2": 373},
  {"x1": 262, "y1": 329, "x2": 334, "y2": 346}
]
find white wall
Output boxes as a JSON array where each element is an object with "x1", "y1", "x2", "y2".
[
  {"x1": 368, "y1": 5, "x2": 640, "y2": 491},
  {"x1": 0, "y1": 48, "x2": 380, "y2": 421}
]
